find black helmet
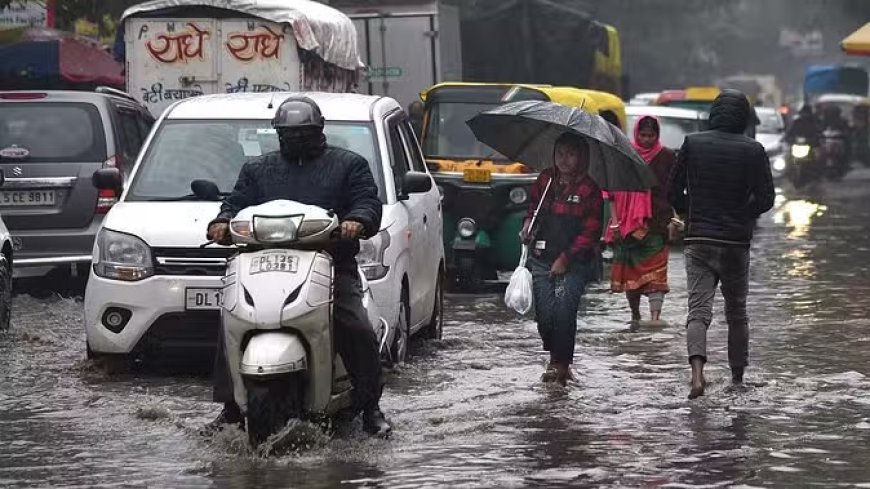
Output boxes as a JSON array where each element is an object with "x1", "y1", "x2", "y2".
[{"x1": 272, "y1": 96, "x2": 325, "y2": 130}]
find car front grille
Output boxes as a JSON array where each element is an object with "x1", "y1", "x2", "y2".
[{"x1": 152, "y1": 247, "x2": 235, "y2": 276}]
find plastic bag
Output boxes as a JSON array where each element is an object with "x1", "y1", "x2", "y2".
[{"x1": 504, "y1": 245, "x2": 534, "y2": 315}]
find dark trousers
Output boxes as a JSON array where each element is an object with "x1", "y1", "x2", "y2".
[
  {"x1": 213, "y1": 268, "x2": 384, "y2": 411},
  {"x1": 684, "y1": 243, "x2": 751, "y2": 368},
  {"x1": 529, "y1": 257, "x2": 592, "y2": 364}
]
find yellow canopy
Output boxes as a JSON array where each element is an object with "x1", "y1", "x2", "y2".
[{"x1": 842, "y1": 22, "x2": 870, "y2": 56}]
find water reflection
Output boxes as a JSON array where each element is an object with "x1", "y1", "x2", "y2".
[{"x1": 773, "y1": 199, "x2": 827, "y2": 239}]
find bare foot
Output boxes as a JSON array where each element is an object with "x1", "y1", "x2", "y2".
[{"x1": 688, "y1": 380, "x2": 706, "y2": 399}]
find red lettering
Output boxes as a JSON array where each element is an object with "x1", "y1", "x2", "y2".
[
  {"x1": 146, "y1": 23, "x2": 210, "y2": 64},
  {"x1": 226, "y1": 25, "x2": 284, "y2": 62}
]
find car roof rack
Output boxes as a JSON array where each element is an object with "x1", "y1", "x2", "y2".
[{"x1": 95, "y1": 86, "x2": 138, "y2": 103}]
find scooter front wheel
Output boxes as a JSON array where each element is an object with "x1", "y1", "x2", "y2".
[{"x1": 245, "y1": 374, "x2": 305, "y2": 447}]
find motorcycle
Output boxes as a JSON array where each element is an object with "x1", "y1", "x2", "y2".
[
  {"x1": 821, "y1": 128, "x2": 850, "y2": 180},
  {"x1": 786, "y1": 137, "x2": 818, "y2": 188},
  {"x1": 214, "y1": 196, "x2": 390, "y2": 446}
]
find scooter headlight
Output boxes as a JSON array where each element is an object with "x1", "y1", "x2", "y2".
[
  {"x1": 791, "y1": 144, "x2": 811, "y2": 159},
  {"x1": 509, "y1": 187, "x2": 528, "y2": 205},
  {"x1": 457, "y1": 218, "x2": 476, "y2": 238},
  {"x1": 93, "y1": 229, "x2": 154, "y2": 281},
  {"x1": 252, "y1": 215, "x2": 303, "y2": 243},
  {"x1": 297, "y1": 219, "x2": 333, "y2": 238},
  {"x1": 773, "y1": 155, "x2": 787, "y2": 171}
]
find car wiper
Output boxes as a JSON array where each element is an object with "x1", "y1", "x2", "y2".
[{"x1": 145, "y1": 192, "x2": 230, "y2": 202}]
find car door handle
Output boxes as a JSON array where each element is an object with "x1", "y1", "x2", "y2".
[{"x1": 423, "y1": 215, "x2": 428, "y2": 224}]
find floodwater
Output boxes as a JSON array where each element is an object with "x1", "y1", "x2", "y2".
[{"x1": 2, "y1": 171, "x2": 870, "y2": 488}]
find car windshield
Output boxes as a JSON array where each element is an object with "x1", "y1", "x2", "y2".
[
  {"x1": 422, "y1": 102, "x2": 507, "y2": 160},
  {"x1": 626, "y1": 115, "x2": 705, "y2": 150},
  {"x1": 757, "y1": 110, "x2": 784, "y2": 133},
  {"x1": 126, "y1": 120, "x2": 385, "y2": 202},
  {"x1": 0, "y1": 102, "x2": 106, "y2": 163}
]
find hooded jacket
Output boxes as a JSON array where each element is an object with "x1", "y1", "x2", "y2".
[
  {"x1": 210, "y1": 146, "x2": 382, "y2": 269},
  {"x1": 668, "y1": 89, "x2": 775, "y2": 246}
]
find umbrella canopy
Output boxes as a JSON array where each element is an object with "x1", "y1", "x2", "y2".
[
  {"x1": 466, "y1": 100, "x2": 658, "y2": 191},
  {"x1": 841, "y1": 22, "x2": 870, "y2": 56},
  {"x1": 0, "y1": 27, "x2": 124, "y2": 87}
]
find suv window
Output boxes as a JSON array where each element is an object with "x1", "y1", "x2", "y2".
[
  {"x1": 399, "y1": 120, "x2": 427, "y2": 173},
  {"x1": 387, "y1": 119, "x2": 411, "y2": 194},
  {"x1": 119, "y1": 110, "x2": 144, "y2": 161},
  {"x1": 0, "y1": 102, "x2": 107, "y2": 163}
]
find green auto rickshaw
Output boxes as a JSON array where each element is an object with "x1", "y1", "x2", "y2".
[{"x1": 419, "y1": 82, "x2": 606, "y2": 292}]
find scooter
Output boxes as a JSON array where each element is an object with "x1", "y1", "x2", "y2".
[
  {"x1": 786, "y1": 137, "x2": 818, "y2": 189},
  {"x1": 217, "y1": 198, "x2": 390, "y2": 446},
  {"x1": 822, "y1": 128, "x2": 850, "y2": 181}
]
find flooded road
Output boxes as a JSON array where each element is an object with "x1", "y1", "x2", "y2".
[{"x1": 3, "y1": 171, "x2": 870, "y2": 488}]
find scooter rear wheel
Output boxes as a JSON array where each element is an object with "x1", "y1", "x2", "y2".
[{"x1": 245, "y1": 374, "x2": 304, "y2": 447}]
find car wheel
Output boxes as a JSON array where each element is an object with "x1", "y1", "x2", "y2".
[
  {"x1": 86, "y1": 341, "x2": 130, "y2": 374},
  {"x1": 423, "y1": 271, "x2": 443, "y2": 340},
  {"x1": 0, "y1": 255, "x2": 11, "y2": 331},
  {"x1": 388, "y1": 286, "x2": 410, "y2": 366},
  {"x1": 456, "y1": 254, "x2": 482, "y2": 293}
]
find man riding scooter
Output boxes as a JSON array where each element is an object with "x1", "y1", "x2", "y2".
[
  {"x1": 783, "y1": 104, "x2": 823, "y2": 185},
  {"x1": 819, "y1": 104, "x2": 852, "y2": 179},
  {"x1": 205, "y1": 96, "x2": 392, "y2": 437}
]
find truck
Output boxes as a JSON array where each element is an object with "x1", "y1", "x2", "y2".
[
  {"x1": 332, "y1": 0, "x2": 462, "y2": 111},
  {"x1": 113, "y1": 0, "x2": 364, "y2": 117}
]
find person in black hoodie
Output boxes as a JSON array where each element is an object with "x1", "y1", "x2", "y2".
[
  {"x1": 669, "y1": 89, "x2": 775, "y2": 400},
  {"x1": 205, "y1": 96, "x2": 391, "y2": 437}
]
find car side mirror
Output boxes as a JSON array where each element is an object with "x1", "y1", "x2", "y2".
[
  {"x1": 399, "y1": 171, "x2": 432, "y2": 200},
  {"x1": 191, "y1": 179, "x2": 221, "y2": 201},
  {"x1": 92, "y1": 168, "x2": 122, "y2": 192}
]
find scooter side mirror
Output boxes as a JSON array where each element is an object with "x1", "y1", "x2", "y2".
[
  {"x1": 92, "y1": 168, "x2": 122, "y2": 192},
  {"x1": 191, "y1": 179, "x2": 221, "y2": 201}
]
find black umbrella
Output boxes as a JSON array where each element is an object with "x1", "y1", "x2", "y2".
[{"x1": 466, "y1": 100, "x2": 658, "y2": 191}]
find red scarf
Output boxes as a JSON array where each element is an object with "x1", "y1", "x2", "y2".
[{"x1": 632, "y1": 115, "x2": 663, "y2": 163}]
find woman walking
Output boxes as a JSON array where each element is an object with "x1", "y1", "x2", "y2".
[
  {"x1": 605, "y1": 116, "x2": 678, "y2": 325},
  {"x1": 520, "y1": 133, "x2": 603, "y2": 386}
]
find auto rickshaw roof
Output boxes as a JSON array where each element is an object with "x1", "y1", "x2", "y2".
[{"x1": 420, "y1": 83, "x2": 599, "y2": 112}]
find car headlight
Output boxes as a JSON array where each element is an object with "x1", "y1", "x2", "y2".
[
  {"x1": 773, "y1": 155, "x2": 787, "y2": 171},
  {"x1": 791, "y1": 144, "x2": 811, "y2": 159},
  {"x1": 252, "y1": 215, "x2": 303, "y2": 244},
  {"x1": 358, "y1": 229, "x2": 391, "y2": 280},
  {"x1": 509, "y1": 187, "x2": 528, "y2": 205},
  {"x1": 457, "y1": 218, "x2": 476, "y2": 238},
  {"x1": 93, "y1": 229, "x2": 153, "y2": 281}
]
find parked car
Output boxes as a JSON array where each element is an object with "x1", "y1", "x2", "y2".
[
  {"x1": 626, "y1": 105, "x2": 709, "y2": 151},
  {"x1": 0, "y1": 181, "x2": 13, "y2": 330},
  {"x1": 0, "y1": 87, "x2": 155, "y2": 278},
  {"x1": 84, "y1": 92, "x2": 445, "y2": 366}
]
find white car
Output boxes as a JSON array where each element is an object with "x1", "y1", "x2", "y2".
[
  {"x1": 84, "y1": 92, "x2": 445, "y2": 365},
  {"x1": 754, "y1": 106, "x2": 787, "y2": 179},
  {"x1": 0, "y1": 185, "x2": 12, "y2": 330},
  {"x1": 626, "y1": 105, "x2": 709, "y2": 151}
]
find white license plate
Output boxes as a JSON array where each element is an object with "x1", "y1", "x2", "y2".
[
  {"x1": 185, "y1": 288, "x2": 222, "y2": 310},
  {"x1": 0, "y1": 190, "x2": 58, "y2": 206},
  {"x1": 250, "y1": 252, "x2": 298, "y2": 274}
]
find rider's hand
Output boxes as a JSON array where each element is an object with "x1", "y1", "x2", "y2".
[
  {"x1": 207, "y1": 222, "x2": 231, "y2": 245},
  {"x1": 340, "y1": 220, "x2": 365, "y2": 240}
]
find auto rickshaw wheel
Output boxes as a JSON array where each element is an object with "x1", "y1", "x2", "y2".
[{"x1": 455, "y1": 254, "x2": 483, "y2": 293}]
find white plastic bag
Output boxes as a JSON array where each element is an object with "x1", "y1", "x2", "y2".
[{"x1": 504, "y1": 245, "x2": 534, "y2": 315}]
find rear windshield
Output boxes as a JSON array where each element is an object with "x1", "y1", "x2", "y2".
[{"x1": 0, "y1": 102, "x2": 107, "y2": 163}]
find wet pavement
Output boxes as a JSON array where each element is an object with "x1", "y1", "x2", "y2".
[{"x1": 3, "y1": 171, "x2": 870, "y2": 488}]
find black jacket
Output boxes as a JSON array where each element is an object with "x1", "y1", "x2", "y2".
[
  {"x1": 669, "y1": 90, "x2": 775, "y2": 247},
  {"x1": 211, "y1": 146, "x2": 382, "y2": 269}
]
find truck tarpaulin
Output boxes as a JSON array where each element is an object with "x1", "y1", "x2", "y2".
[
  {"x1": 460, "y1": 0, "x2": 598, "y2": 87},
  {"x1": 804, "y1": 65, "x2": 869, "y2": 97},
  {"x1": 115, "y1": 0, "x2": 364, "y2": 71}
]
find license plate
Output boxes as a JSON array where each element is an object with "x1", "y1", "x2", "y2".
[
  {"x1": 250, "y1": 252, "x2": 299, "y2": 274},
  {"x1": 463, "y1": 168, "x2": 491, "y2": 183},
  {"x1": 185, "y1": 288, "x2": 222, "y2": 310},
  {"x1": 0, "y1": 190, "x2": 58, "y2": 207}
]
